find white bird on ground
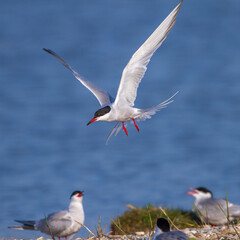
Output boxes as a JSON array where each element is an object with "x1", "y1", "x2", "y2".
[
  {"x1": 152, "y1": 218, "x2": 189, "y2": 240},
  {"x1": 9, "y1": 191, "x2": 85, "y2": 240},
  {"x1": 43, "y1": 0, "x2": 183, "y2": 144},
  {"x1": 187, "y1": 187, "x2": 240, "y2": 225}
]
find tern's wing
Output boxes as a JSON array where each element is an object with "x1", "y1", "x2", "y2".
[
  {"x1": 228, "y1": 202, "x2": 240, "y2": 217},
  {"x1": 215, "y1": 199, "x2": 240, "y2": 217},
  {"x1": 114, "y1": 1, "x2": 183, "y2": 107},
  {"x1": 155, "y1": 231, "x2": 189, "y2": 240},
  {"x1": 43, "y1": 48, "x2": 113, "y2": 106},
  {"x1": 36, "y1": 211, "x2": 72, "y2": 235}
]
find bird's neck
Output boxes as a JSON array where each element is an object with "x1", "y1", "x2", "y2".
[
  {"x1": 152, "y1": 227, "x2": 163, "y2": 240},
  {"x1": 69, "y1": 199, "x2": 84, "y2": 221},
  {"x1": 195, "y1": 196, "x2": 211, "y2": 204}
]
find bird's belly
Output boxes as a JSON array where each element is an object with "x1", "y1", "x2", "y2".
[{"x1": 106, "y1": 107, "x2": 138, "y2": 122}]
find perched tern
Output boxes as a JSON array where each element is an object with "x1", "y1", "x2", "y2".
[
  {"x1": 43, "y1": 0, "x2": 183, "y2": 144},
  {"x1": 9, "y1": 191, "x2": 85, "y2": 240},
  {"x1": 187, "y1": 187, "x2": 240, "y2": 225},
  {"x1": 152, "y1": 218, "x2": 189, "y2": 240}
]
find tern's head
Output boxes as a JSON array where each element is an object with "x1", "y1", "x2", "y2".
[
  {"x1": 187, "y1": 187, "x2": 213, "y2": 200},
  {"x1": 156, "y1": 218, "x2": 170, "y2": 233},
  {"x1": 70, "y1": 190, "x2": 84, "y2": 202},
  {"x1": 87, "y1": 106, "x2": 111, "y2": 125}
]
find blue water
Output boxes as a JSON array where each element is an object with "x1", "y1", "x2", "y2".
[{"x1": 0, "y1": 0, "x2": 240, "y2": 238}]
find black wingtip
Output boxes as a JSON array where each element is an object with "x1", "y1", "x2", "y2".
[{"x1": 43, "y1": 48, "x2": 52, "y2": 54}]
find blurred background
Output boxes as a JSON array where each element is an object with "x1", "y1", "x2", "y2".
[{"x1": 0, "y1": 0, "x2": 240, "y2": 238}]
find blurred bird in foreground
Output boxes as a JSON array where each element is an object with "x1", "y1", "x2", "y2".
[{"x1": 152, "y1": 218, "x2": 189, "y2": 240}]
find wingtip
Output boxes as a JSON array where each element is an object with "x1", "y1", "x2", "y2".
[
  {"x1": 176, "y1": 0, "x2": 184, "y2": 14},
  {"x1": 179, "y1": 0, "x2": 184, "y2": 7},
  {"x1": 43, "y1": 48, "x2": 52, "y2": 54}
]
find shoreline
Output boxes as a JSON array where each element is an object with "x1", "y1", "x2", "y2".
[{"x1": 5, "y1": 225, "x2": 240, "y2": 240}]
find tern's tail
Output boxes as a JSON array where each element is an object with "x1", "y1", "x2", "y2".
[
  {"x1": 138, "y1": 91, "x2": 178, "y2": 120},
  {"x1": 8, "y1": 220, "x2": 36, "y2": 231},
  {"x1": 106, "y1": 122, "x2": 122, "y2": 144}
]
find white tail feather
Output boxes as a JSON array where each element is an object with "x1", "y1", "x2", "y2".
[
  {"x1": 106, "y1": 122, "x2": 122, "y2": 144},
  {"x1": 138, "y1": 91, "x2": 178, "y2": 120}
]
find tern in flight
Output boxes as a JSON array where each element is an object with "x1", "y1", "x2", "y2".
[{"x1": 43, "y1": 0, "x2": 183, "y2": 144}]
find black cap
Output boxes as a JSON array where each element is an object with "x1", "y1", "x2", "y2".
[
  {"x1": 196, "y1": 187, "x2": 213, "y2": 196},
  {"x1": 156, "y1": 218, "x2": 170, "y2": 232},
  {"x1": 70, "y1": 190, "x2": 84, "y2": 198}
]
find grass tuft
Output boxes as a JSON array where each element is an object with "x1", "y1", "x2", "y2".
[
  {"x1": 110, "y1": 204, "x2": 200, "y2": 235},
  {"x1": 45, "y1": 215, "x2": 54, "y2": 240}
]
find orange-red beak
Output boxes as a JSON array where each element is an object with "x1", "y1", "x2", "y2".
[
  {"x1": 77, "y1": 191, "x2": 84, "y2": 197},
  {"x1": 187, "y1": 187, "x2": 197, "y2": 195},
  {"x1": 87, "y1": 118, "x2": 97, "y2": 126}
]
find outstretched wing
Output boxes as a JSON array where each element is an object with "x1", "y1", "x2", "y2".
[
  {"x1": 43, "y1": 48, "x2": 113, "y2": 106},
  {"x1": 114, "y1": 1, "x2": 183, "y2": 107}
]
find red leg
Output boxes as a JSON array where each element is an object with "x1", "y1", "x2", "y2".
[
  {"x1": 132, "y1": 118, "x2": 139, "y2": 132},
  {"x1": 58, "y1": 238, "x2": 61, "y2": 240},
  {"x1": 122, "y1": 122, "x2": 128, "y2": 136},
  {"x1": 65, "y1": 237, "x2": 68, "y2": 240}
]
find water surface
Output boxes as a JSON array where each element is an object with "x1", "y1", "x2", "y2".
[{"x1": 0, "y1": 0, "x2": 240, "y2": 238}]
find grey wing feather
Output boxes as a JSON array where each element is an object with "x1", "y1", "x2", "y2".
[
  {"x1": 15, "y1": 220, "x2": 36, "y2": 226},
  {"x1": 155, "y1": 231, "x2": 189, "y2": 240},
  {"x1": 36, "y1": 211, "x2": 72, "y2": 235},
  {"x1": 198, "y1": 198, "x2": 234, "y2": 224},
  {"x1": 215, "y1": 199, "x2": 240, "y2": 217},
  {"x1": 47, "y1": 210, "x2": 69, "y2": 220},
  {"x1": 8, "y1": 220, "x2": 36, "y2": 230},
  {"x1": 114, "y1": 1, "x2": 183, "y2": 107},
  {"x1": 43, "y1": 48, "x2": 113, "y2": 106},
  {"x1": 229, "y1": 203, "x2": 240, "y2": 217}
]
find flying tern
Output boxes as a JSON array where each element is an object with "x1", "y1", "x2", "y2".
[
  {"x1": 9, "y1": 191, "x2": 85, "y2": 240},
  {"x1": 43, "y1": 0, "x2": 183, "y2": 144},
  {"x1": 152, "y1": 218, "x2": 189, "y2": 240},
  {"x1": 187, "y1": 187, "x2": 240, "y2": 225}
]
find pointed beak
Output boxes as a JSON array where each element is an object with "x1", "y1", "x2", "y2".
[
  {"x1": 187, "y1": 187, "x2": 197, "y2": 195},
  {"x1": 79, "y1": 191, "x2": 84, "y2": 196},
  {"x1": 87, "y1": 118, "x2": 97, "y2": 126},
  {"x1": 77, "y1": 191, "x2": 84, "y2": 198}
]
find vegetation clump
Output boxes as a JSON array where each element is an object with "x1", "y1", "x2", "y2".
[{"x1": 110, "y1": 204, "x2": 200, "y2": 235}]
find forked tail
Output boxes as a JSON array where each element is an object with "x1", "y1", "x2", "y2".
[
  {"x1": 106, "y1": 122, "x2": 122, "y2": 144},
  {"x1": 105, "y1": 92, "x2": 178, "y2": 144},
  {"x1": 8, "y1": 220, "x2": 36, "y2": 230},
  {"x1": 138, "y1": 91, "x2": 178, "y2": 120}
]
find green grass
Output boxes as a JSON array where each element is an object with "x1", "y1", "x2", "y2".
[{"x1": 110, "y1": 204, "x2": 200, "y2": 235}]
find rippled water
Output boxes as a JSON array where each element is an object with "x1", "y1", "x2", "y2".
[{"x1": 0, "y1": 0, "x2": 240, "y2": 238}]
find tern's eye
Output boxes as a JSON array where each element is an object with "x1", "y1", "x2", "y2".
[{"x1": 94, "y1": 106, "x2": 111, "y2": 118}]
